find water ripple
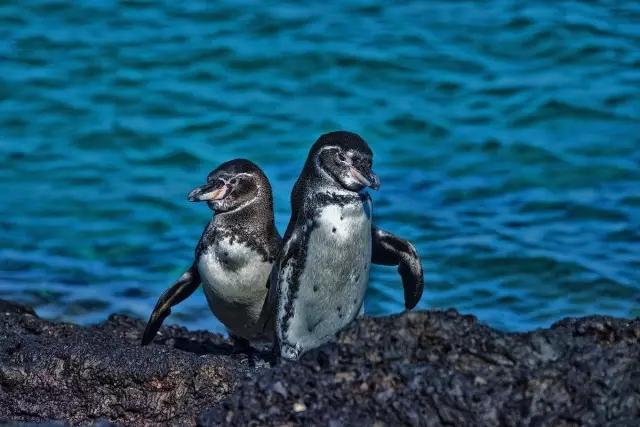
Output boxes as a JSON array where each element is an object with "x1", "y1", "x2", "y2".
[{"x1": 1, "y1": 0, "x2": 638, "y2": 332}]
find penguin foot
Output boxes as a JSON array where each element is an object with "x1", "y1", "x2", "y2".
[
  {"x1": 280, "y1": 343, "x2": 301, "y2": 361},
  {"x1": 230, "y1": 335, "x2": 252, "y2": 355},
  {"x1": 269, "y1": 344, "x2": 281, "y2": 366}
]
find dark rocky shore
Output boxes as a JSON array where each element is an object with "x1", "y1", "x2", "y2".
[{"x1": 0, "y1": 299, "x2": 638, "y2": 426}]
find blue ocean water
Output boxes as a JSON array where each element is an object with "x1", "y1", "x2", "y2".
[{"x1": 1, "y1": 1, "x2": 639, "y2": 333}]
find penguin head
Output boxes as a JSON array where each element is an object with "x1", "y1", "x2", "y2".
[
  {"x1": 187, "y1": 159, "x2": 270, "y2": 213},
  {"x1": 311, "y1": 131, "x2": 380, "y2": 192}
]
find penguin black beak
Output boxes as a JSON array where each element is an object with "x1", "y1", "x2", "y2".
[
  {"x1": 367, "y1": 170, "x2": 381, "y2": 190},
  {"x1": 351, "y1": 166, "x2": 380, "y2": 191},
  {"x1": 188, "y1": 180, "x2": 229, "y2": 202}
]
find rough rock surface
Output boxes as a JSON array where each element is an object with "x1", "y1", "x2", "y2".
[
  {"x1": 1, "y1": 299, "x2": 639, "y2": 426},
  {"x1": 0, "y1": 299, "x2": 259, "y2": 426}
]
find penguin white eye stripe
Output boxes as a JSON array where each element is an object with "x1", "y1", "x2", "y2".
[
  {"x1": 317, "y1": 145, "x2": 340, "y2": 152},
  {"x1": 217, "y1": 173, "x2": 254, "y2": 184},
  {"x1": 214, "y1": 172, "x2": 253, "y2": 184},
  {"x1": 315, "y1": 146, "x2": 341, "y2": 181},
  {"x1": 233, "y1": 173, "x2": 254, "y2": 179},
  {"x1": 315, "y1": 145, "x2": 341, "y2": 157}
]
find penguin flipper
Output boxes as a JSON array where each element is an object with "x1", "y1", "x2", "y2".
[
  {"x1": 257, "y1": 274, "x2": 277, "y2": 335},
  {"x1": 263, "y1": 225, "x2": 303, "y2": 358},
  {"x1": 141, "y1": 264, "x2": 201, "y2": 345},
  {"x1": 371, "y1": 227, "x2": 424, "y2": 310}
]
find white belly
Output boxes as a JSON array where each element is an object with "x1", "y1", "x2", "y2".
[
  {"x1": 286, "y1": 202, "x2": 372, "y2": 353},
  {"x1": 198, "y1": 238, "x2": 272, "y2": 339}
]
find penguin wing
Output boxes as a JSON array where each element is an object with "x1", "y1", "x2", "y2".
[
  {"x1": 259, "y1": 233, "x2": 293, "y2": 325},
  {"x1": 256, "y1": 267, "x2": 279, "y2": 342},
  {"x1": 371, "y1": 227, "x2": 424, "y2": 310},
  {"x1": 141, "y1": 263, "x2": 201, "y2": 345},
  {"x1": 259, "y1": 222, "x2": 306, "y2": 344}
]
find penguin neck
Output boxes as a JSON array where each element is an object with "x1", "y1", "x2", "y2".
[
  {"x1": 212, "y1": 197, "x2": 275, "y2": 238},
  {"x1": 196, "y1": 194, "x2": 278, "y2": 264},
  {"x1": 297, "y1": 164, "x2": 357, "y2": 200},
  {"x1": 285, "y1": 164, "x2": 361, "y2": 243}
]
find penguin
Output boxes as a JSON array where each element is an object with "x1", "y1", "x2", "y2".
[
  {"x1": 269, "y1": 131, "x2": 424, "y2": 361},
  {"x1": 141, "y1": 159, "x2": 281, "y2": 351}
]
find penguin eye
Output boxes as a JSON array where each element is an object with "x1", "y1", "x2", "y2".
[
  {"x1": 337, "y1": 152, "x2": 347, "y2": 163},
  {"x1": 230, "y1": 177, "x2": 238, "y2": 185}
]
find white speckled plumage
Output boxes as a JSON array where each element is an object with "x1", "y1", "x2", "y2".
[
  {"x1": 199, "y1": 238, "x2": 273, "y2": 340},
  {"x1": 279, "y1": 199, "x2": 372, "y2": 357}
]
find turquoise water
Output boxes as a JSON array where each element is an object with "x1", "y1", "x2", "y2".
[{"x1": 1, "y1": 1, "x2": 639, "y2": 333}]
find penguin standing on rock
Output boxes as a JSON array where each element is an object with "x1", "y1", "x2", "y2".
[
  {"x1": 141, "y1": 159, "x2": 281, "y2": 351},
  {"x1": 269, "y1": 131, "x2": 424, "y2": 361}
]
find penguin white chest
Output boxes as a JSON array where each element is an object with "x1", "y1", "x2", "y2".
[
  {"x1": 198, "y1": 238, "x2": 271, "y2": 339},
  {"x1": 286, "y1": 201, "x2": 372, "y2": 352}
]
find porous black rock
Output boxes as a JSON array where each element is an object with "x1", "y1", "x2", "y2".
[
  {"x1": 199, "y1": 310, "x2": 640, "y2": 427},
  {"x1": 0, "y1": 299, "x2": 260, "y2": 426},
  {"x1": 1, "y1": 299, "x2": 638, "y2": 426}
]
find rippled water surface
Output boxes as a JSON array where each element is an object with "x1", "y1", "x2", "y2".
[{"x1": 1, "y1": 1, "x2": 639, "y2": 332}]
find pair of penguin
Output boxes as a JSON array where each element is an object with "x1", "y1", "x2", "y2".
[{"x1": 141, "y1": 131, "x2": 424, "y2": 361}]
